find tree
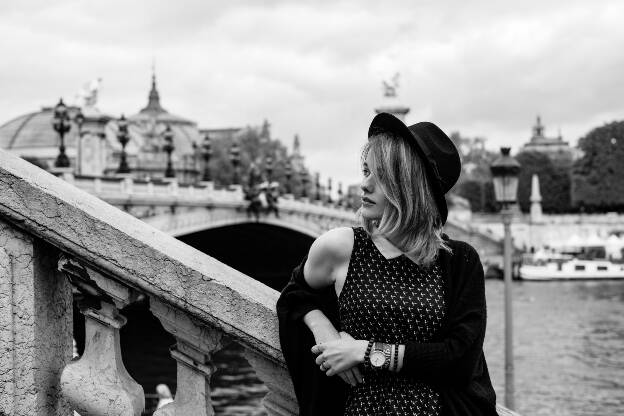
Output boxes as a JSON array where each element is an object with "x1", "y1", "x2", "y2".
[
  {"x1": 454, "y1": 179, "x2": 497, "y2": 212},
  {"x1": 572, "y1": 121, "x2": 624, "y2": 211},
  {"x1": 448, "y1": 131, "x2": 498, "y2": 212},
  {"x1": 208, "y1": 127, "x2": 312, "y2": 197},
  {"x1": 515, "y1": 151, "x2": 571, "y2": 213}
]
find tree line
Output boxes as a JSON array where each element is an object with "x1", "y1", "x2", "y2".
[{"x1": 451, "y1": 120, "x2": 624, "y2": 213}]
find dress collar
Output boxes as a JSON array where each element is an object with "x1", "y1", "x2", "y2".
[{"x1": 371, "y1": 232, "x2": 426, "y2": 266}]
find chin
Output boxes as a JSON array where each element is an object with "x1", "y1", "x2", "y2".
[{"x1": 360, "y1": 206, "x2": 382, "y2": 221}]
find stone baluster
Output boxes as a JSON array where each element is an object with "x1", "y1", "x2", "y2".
[
  {"x1": 243, "y1": 349, "x2": 298, "y2": 415},
  {"x1": 150, "y1": 298, "x2": 226, "y2": 416},
  {"x1": 0, "y1": 219, "x2": 73, "y2": 416},
  {"x1": 57, "y1": 255, "x2": 144, "y2": 416}
]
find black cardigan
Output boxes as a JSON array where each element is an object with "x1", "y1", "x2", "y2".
[{"x1": 276, "y1": 234, "x2": 499, "y2": 416}]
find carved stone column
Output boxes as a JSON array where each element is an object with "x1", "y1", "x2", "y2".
[
  {"x1": 58, "y1": 256, "x2": 144, "y2": 416},
  {"x1": 0, "y1": 219, "x2": 73, "y2": 416},
  {"x1": 150, "y1": 298, "x2": 226, "y2": 416},
  {"x1": 243, "y1": 349, "x2": 298, "y2": 416}
]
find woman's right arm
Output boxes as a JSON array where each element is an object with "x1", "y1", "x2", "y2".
[
  {"x1": 301, "y1": 227, "x2": 353, "y2": 342},
  {"x1": 301, "y1": 228, "x2": 361, "y2": 385}
]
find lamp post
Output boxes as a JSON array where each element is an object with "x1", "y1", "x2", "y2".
[
  {"x1": 490, "y1": 147, "x2": 521, "y2": 410},
  {"x1": 229, "y1": 141, "x2": 241, "y2": 185},
  {"x1": 52, "y1": 98, "x2": 72, "y2": 168},
  {"x1": 300, "y1": 169, "x2": 309, "y2": 199},
  {"x1": 327, "y1": 177, "x2": 333, "y2": 204},
  {"x1": 337, "y1": 182, "x2": 343, "y2": 207},
  {"x1": 284, "y1": 159, "x2": 292, "y2": 194},
  {"x1": 315, "y1": 172, "x2": 321, "y2": 202},
  {"x1": 201, "y1": 133, "x2": 212, "y2": 182},
  {"x1": 74, "y1": 108, "x2": 85, "y2": 174},
  {"x1": 116, "y1": 115, "x2": 130, "y2": 174},
  {"x1": 163, "y1": 124, "x2": 175, "y2": 178}
]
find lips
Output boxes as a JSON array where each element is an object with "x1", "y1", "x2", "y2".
[{"x1": 361, "y1": 197, "x2": 375, "y2": 205}]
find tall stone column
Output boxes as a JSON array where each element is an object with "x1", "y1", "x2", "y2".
[
  {"x1": 530, "y1": 174, "x2": 543, "y2": 224},
  {"x1": 0, "y1": 219, "x2": 73, "y2": 416},
  {"x1": 150, "y1": 298, "x2": 226, "y2": 416}
]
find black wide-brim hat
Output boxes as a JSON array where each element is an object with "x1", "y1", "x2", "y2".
[{"x1": 368, "y1": 112, "x2": 461, "y2": 225}]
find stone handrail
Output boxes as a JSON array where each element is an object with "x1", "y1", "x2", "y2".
[
  {"x1": 0, "y1": 149, "x2": 520, "y2": 416},
  {"x1": 0, "y1": 150, "x2": 295, "y2": 415}
]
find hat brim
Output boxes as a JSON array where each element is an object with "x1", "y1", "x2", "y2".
[{"x1": 368, "y1": 113, "x2": 448, "y2": 225}]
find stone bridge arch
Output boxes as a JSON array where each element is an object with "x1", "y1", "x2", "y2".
[{"x1": 141, "y1": 203, "x2": 356, "y2": 239}]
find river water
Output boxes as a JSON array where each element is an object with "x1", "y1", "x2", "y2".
[{"x1": 207, "y1": 280, "x2": 624, "y2": 416}]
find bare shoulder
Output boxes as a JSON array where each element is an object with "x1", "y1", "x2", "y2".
[
  {"x1": 313, "y1": 227, "x2": 354, "y2": 260},
  {"x1": 303, "y1": 227, "x2": 354, "y2": 289}
]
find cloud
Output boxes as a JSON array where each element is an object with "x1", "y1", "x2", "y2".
[{"x1": 0, "y1": 0, "x2": 623, "y2": 187}]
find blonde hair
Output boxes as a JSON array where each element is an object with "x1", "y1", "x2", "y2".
[{"x1": 359, "y1": 132, "x2": 451, "y2": 266}]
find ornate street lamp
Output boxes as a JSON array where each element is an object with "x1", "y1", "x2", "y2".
[
  {"x1": 74, "y1": 108, "x2": 85, "y2": 174},
  {"x1": 116, "y1": 115, "x2": 130, "y2": 174},
  {"x1": 284, "y1": 159, "x2": 292, "y2": 194},
  {"x1": 201, "y1": 133, "x2": 213, "y2": 182},
  {"x1": 300, "y1": 169, "x2": 309, "y2": 198},
  {"x1": 163, "y1": 124, "x2": 175, "y2": 178},
  {"x1": 264, "y1": 154, "x2": 274, "y2": 182},
  {"x1": 315, "y1": 172, "x2": 321, "y2": 202},
  {"x1": 52, "y1": 98, "x2": 72, "y2": 168},
  {"x1": 337, "y1": 182, "x2": 344, "y2": 206},
  {"x1": 327, "y1": 177, "x2": 333, "y2": 204},
  {"x1": 490, "y1": 147, "x2": 521, "y2": 411},
  {"x1": 229, "y1": 140, "x2": 241, "y2": 185}
]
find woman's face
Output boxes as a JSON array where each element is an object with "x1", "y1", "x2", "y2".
[{"x1": 360, "y1": 151, "x2": 388, "y2": 221}]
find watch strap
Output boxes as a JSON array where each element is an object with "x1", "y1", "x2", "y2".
[
  {"x1": 381, "y1": 342, "x2": 392, "y2": 370},
  {"x1": 364, "y1": 339, "x2": 375, "y2": 369},
  {"x1": 393, "y1": 343, "x2": 399, "y2": 371}
]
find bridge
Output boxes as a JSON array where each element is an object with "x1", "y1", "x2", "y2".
[
  {"x1": 0, "y1": 149, "x2": 517, "y2": 415},
  {"x1": 54, "y1": 169, "x2": 503, "y2": 257}
]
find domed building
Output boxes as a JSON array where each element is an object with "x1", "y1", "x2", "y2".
[
  {"x1": 114, "y1": 73, "x2": 204, "y2": 181},
  {"x1": 0, "y1": 73, "x2": 237, "y2": 183}
]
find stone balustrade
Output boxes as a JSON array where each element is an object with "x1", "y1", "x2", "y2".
[
  {"x1": 0, "y1": 149, "x2": 520, "y2": 416},
  {"x1": 65, "y1": 173, "x2": 356, "y2": 217}
]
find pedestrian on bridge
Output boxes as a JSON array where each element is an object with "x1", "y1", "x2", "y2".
[{"x1": 277, "y1": 112, "x2": 497, "y2": 416}]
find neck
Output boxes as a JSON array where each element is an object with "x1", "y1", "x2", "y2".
[{"x1": 371, "y1": 225, "x2": 402, "y2": 251}]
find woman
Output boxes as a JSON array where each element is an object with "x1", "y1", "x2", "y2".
[{"x1": 277, "y1": 113, "x2": 497, "y2": 416}]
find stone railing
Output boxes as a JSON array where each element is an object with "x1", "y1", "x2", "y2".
[
  {"x1": 1, "y1": 151, "x2": 296, "y2": 415},
  {"x1": 0, "y1": 150, "x2": 520, "y2": 416},
  {"x1": 66, "y1": 173, "x2": 356, "y2": 214}
]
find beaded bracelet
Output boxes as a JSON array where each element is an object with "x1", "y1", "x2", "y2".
[
  {"x1": 393, "y1": 343, "x2": 399, "y2": 371},
  {"x1": 364, "y1": 339, "x2": 375, "y2": 368}
]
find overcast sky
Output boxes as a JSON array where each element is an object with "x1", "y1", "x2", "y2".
[{"x1": 1, "y1": 0, "x2": 623, "y2": 186}]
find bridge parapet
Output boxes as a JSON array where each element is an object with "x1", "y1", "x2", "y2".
[
  {"x1": 1, "y1": 150, "x2": 298, "y2": 415},
  {"x1": 0, "y1": 149, "x2": 520, "y2": 416}
]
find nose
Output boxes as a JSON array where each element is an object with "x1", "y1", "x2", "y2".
[{"x1": 360, "y1": 175, "x2": 373, "y2": 194}]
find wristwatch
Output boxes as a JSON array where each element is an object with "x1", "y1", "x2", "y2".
[{"x1": 369, "y1": 342, "x2": 390, "y2": 370}]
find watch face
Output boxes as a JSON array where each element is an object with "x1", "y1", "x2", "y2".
[{"x1": 370, "y1": 351, "x2": 385, "y2": 367}]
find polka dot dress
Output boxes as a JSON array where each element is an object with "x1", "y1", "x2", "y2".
[{"x1": 338, "y1": 227, "x2": 446, "y2": 416}]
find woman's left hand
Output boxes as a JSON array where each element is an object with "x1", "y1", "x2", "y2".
[{"x1": 311, "y1": 336, "x2": 368, "y2": 377}]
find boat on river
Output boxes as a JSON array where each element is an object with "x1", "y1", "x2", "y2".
[{"x1": 519, "y1": 257, "x2": 624, "y2": 281}]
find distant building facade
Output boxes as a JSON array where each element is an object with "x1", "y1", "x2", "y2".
[
  {"x1": 0, "y1": 72, "x2": 272, "y2": 184},
  {"x1": 521, "y1": 116, "x2": 580, "y2": 165}
]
